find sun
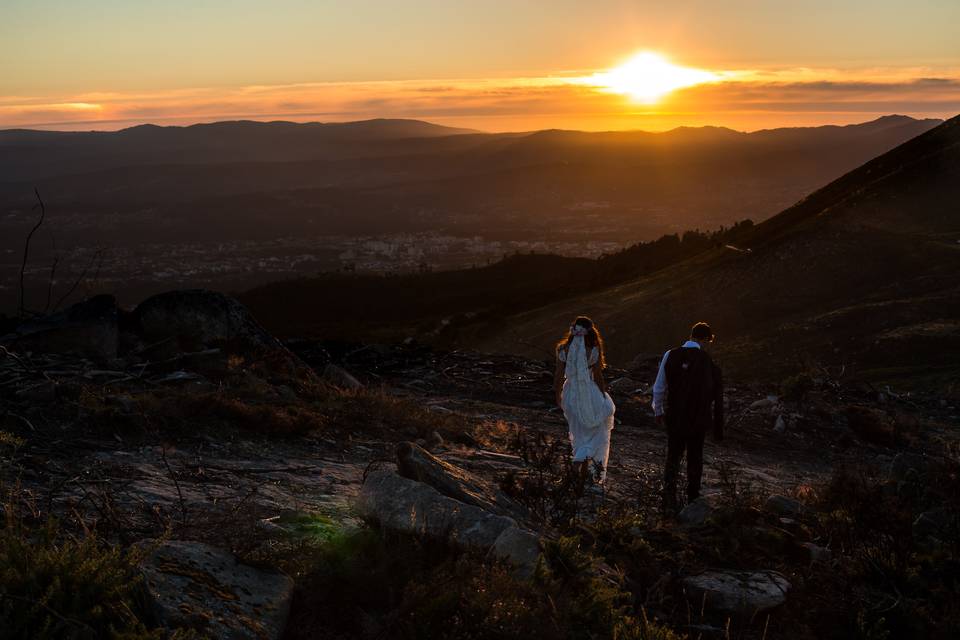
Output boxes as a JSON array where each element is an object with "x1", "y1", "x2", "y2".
[{"x1": 581, "y1": 51, "x2": 719, "y2": 104}]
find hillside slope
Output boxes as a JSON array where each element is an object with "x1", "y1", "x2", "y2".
[{"x1": 461, "y1": 115, "x2": 960, "y2": 381}]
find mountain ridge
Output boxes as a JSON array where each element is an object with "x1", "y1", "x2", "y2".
[{"x1": 458, "y1": 114, "x2": 960, "y2": 380}]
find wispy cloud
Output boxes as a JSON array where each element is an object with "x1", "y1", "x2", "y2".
[{"x1": 2, "y1": 65, "x2": 958, "y2": 132}]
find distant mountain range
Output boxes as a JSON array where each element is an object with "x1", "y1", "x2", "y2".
[
  {"x1": 0, "y1": 115, "x2": 941, "y2": 244},
  {"x1": 0, "y1": 119, "x2": 478, "y2": 180}
]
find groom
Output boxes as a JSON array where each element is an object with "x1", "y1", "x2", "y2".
[{"x1": 652, "y1": 322, "x2": 724, "y2": 511}]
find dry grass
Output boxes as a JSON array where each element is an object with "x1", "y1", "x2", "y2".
[{"x1": 72, "y1": 371, "x2": 474, "y2": 443}]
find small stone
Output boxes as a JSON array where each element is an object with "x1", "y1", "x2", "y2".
[
  {"x1": 686, "y1": 624, "x2": 725, "y2": 638},
  {"x1": 677, "y1": 497, "x2": 713, "y2": 526},
  {"x1": 321, "y1": 363, "x2": 362, "y2": 390},
  {"x1": 426, "y1": 431, "x2": 444, "y2": 451},
  {"x1": 773, "y1": 415, "x2": 786, "y2": 432},
  {"x1": 108, "y1": 394, "x2": 138, "y2": 414},
  {"x1": 800, "y1": 542, "x2": 832, "y2": 565}
]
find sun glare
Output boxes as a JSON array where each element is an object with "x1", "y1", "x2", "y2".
[{"x1": 583, "y1": 51, "x2": 720, "y2": 104}]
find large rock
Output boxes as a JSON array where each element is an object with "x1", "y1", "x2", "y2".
[
  {"x1": 133, "y1": 289, "x2": 281, "y2": 351},
  {"x1": 683, "y1": 570, "x2": 790, "y2": 615},
  {"x1": 358, "y1": 469, "x2": 540, "y2": 572},
  {"x1": 140, "y1": 540, "x2": 293, "y2": 640},
  {"x1": 396, "y1": 442, "x2": 525, "y2": 519},
  {"x1": 359, "y1": 469, "x2": 515, "y2": 548},
  {"x1": 491, "y1": 526, "x2": 542, "y2": 579},
  {"x1": 6, "y1": 294, "x2": 118, "y2": 361}
]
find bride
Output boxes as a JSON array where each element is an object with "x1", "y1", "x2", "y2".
[{"x1": 554, "y1": 316, "x2": 616, "y2": 486}]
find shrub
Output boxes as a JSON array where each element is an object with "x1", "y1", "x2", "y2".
[
  {"x1": 0, "y1": 514, "x2": 202, "y2": 639},
  {"x1": 811, "y1": 458, "x2": 960, "y2": 639},
  {"x1": 280, "y1": 527, "x2": 683, "y2": 640}
]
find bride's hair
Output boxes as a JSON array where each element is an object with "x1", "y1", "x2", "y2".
[{"x1": 557, "y1": 316, "x2": 606, "y2": 369}]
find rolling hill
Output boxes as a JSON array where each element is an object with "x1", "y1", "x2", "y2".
[{"x1": 455, "y1": 114, "x2": 960, "y2": 382}]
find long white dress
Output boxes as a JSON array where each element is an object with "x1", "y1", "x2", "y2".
[{"x1": 558, "y1": 336, "x2": 616, "y2": 482}]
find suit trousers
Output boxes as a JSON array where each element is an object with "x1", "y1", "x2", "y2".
[{"x1": 663, "y1": 426, "x2": 707, "y2": 506}]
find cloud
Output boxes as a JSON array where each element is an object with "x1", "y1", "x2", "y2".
[{"x1": 1, "y1": 68, "x2": 958, "y2": 132}]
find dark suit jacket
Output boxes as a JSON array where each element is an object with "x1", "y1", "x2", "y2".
[{"x1": 664, "y1": 346, "x2": 724, "y2": 439}]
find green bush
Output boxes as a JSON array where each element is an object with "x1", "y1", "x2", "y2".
[
  {"x1": 812, "y1": 459, "x2": 960, "y2": 639},
  {"x1": 0, "y1": 511, "x2": 201, "y2": 639},
  {"x1": 280, "y1": 528, "x2": 682, "y2": 640}
]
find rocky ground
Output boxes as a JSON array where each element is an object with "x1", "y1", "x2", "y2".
[{"x1": 2, "y1": 291, "x2": 958, "y2": 639}]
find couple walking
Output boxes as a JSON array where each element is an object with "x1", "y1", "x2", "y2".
[{"x1": 553, "y1": 316, "x2": 724, "y2": 509}]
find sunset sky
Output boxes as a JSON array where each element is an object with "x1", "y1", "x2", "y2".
[{"x1": 2, "y1": 0, "x2": 959, "y2": 132}]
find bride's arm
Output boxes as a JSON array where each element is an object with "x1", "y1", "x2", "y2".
[
  {"x1": 588, "y1": 347, "x2": 607, "y2": 392},
  {"x1": 592, "y1": 362, "x2": 607, "y2": 392},
  {"x1": 554, "y1": 354, "x2": 564, "y2": 405}
]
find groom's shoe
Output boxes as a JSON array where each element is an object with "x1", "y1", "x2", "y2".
[{"x1": 661, "y1": 489, "x2": 679, "y2": 516}]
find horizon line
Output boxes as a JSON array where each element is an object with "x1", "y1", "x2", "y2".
[{"x1": 0, "y1": 112, "x2": 946, "y2": 137}]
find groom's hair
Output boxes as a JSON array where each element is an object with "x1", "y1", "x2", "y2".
[{"x1": 690, "y1": 322, "x2": 714, "y2": 342}]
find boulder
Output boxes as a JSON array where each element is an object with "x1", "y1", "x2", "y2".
[
  {"x1": 7, "y1": 295, "x2": 118, "y2": 361},
  {"x1": 396, "y1": 441, "x2": 526, "y2": 519},
  {"x1": 683, "y1": 570, "x2": 790, "y2": 616},
  {"x1": 358, "y1": 468, "x2": 516, "y2": 549},
  {"x1": 133, "y1": 289, "x2": 280, "y2": 352},
  {"x1": 491, "y1": 526, "x2": 542, "y2": 579},
  {"x1": 677, "y1": 497, "x2": 713, "y2": 526},
  {"x1": 358, "y1": 469, "x2": 540, "y2": 574},
  {"x1": 140, "y1": 540, "x2": 293, "y2": 640}
]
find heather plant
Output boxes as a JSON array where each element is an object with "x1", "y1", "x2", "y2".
[
  {"x1": 0, "y1": 503, "x2": 204, "y2": 639},
  {"x1": 279, "y1": 526, "x2": 683, "y2": 640},
  {"x1": 811, "y1": 456, "x2": 960, "y2": 639}
]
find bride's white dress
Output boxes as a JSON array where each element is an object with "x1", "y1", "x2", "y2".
[{"x1": 558, "y1": 336, "x2": 616, "y2": 482}]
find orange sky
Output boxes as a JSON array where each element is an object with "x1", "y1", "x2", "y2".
[{"x1": 2, "y1": 1, "x2": 959, "y2": 132}]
